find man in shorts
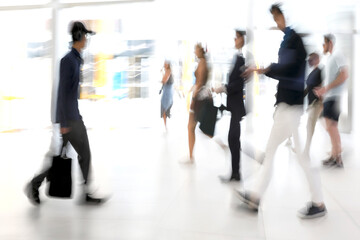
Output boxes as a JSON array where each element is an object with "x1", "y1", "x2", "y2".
[{"x1": 314, "y1": 34, "x2": 348, "y2": 168}]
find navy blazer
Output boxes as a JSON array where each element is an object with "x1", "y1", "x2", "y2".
[
  {"x1": 226, "y1": 55, "x2": 246, "y2": 119},
  {"x1": 56, "y1": 48, "x2": 83, "y2": 128},
  {"x1": 266, "y1": 28, "x2": 307, "y2": 105},
  {"x1": 305, "y1": 67, "x2": 322, "y2": 105}
]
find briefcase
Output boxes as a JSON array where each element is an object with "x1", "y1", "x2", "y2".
[{"x1": 47, "y1": 145, "x2": 72, "y2": 198}]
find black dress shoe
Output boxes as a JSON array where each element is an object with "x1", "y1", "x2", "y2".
[
  {"x1": 219, "y1": 174, "x2": 241, "y2": 183},
  {"x1": 25, "y1": 182, "x2": 40, "y2": 205},
  {"x1": 85, "y1": 194, "x2": 106, "y2": 204}
]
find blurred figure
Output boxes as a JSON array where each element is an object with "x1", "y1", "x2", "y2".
[
  {"x1": 237, "y1": 3, "x2": 327, "y2": 219},
  {"x1": 184, "y1": 43, "x2": 210, "y2": 164},
  {"x1": 214, "y1": 30, "x2": 247, "y2": 182},
  {"x1": 160, "y1": 60, "x2": 174, "y2": 130},
  {"x1": 303, "y1": 52, "x2": 323, "y2": 155},
  {"x1": 314, "y1": 34, "x2": 348, "y2": 168},
  {"x1": 25, "y1": 21, "x2": 105, "y2": 205}
]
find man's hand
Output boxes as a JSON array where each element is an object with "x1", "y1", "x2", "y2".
[
  {"x1": 241, "y1": 66, "x2": 256, "y2": 79},
  {"x1": 256, "y1": 67, "x2": 269, "y2": 75},
  {"x1": 314, "y1": 86, "x2": 326, "y2": 98},
  {"x1": 212, "y1": 86, "x2": 225, "y2": 94},
  {"x1": 60, "y1": 127, "x2": 71, "y2": 134}
]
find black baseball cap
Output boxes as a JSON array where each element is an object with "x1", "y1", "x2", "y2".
[
  {"x1": 70, "y1": 21, "x2": 95, "y2": 36},
  {"x1": 235, "y1": 29, "x2": 246, "y2": 36}
]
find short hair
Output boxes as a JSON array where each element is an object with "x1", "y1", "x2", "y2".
[
  {"x1": 195, "y1": 43, "x2": 206, "y2": 55},
  {"x1": 309, "y1": 52, "x2": 319, "y2": 59},
  {"x1": 235, "y1": 30, "x2": 246, "y2": 37},
  {"x1": 324, "y1": 34, "x2": 336, "y2": 45},
  {"x1": 270, "y1": 3, "x2": 283, "y2": 15},
  {"x1": 164, "y1": 60, "x2": 171, "y2": 69}
]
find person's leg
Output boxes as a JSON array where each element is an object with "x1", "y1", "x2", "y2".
[
  {"x1": 292, "y1": 109, "x2": 324, "y2": 204},
  {"x1": 163, "y1": 113, "x2": 167, "y2": 128},
  {"x1": 288, "y1": 106, "x2": 327, "y2": 218},
  {"x1": 228, "y1": 113, "x2": 241, "y2": 178},
  {"x1": 31, "y1": 124, "x2": 62, "y2": 187},
  {"x1": 325, "y1": 118, "x2": 342, "y2": 159},
  {"x1": 254, "y1": 104, "x2": 293, "y2": 198},
  {"x1": 304, "y1": 101, "x2": 322, "y2": 154},
  {"x1": 27, "y1": 124, "x2": 62, "y2": 204},
  {"x1": 236, "y1": 104, "x2": 293, "y2": 209},
  {"x1": 66, "y1": 120, "x2": 105, "y2": 203},
  {"x1": 296, "y1": 137, "x2": 327, "y2": 218},
  {"x1": 66, "y1": 120, "x2": 91, "y2": 184},
  {"x1": 188, "y1": 112, "x2": 196, "y2": 161}
]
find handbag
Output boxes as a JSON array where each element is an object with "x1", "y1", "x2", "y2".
[
  {"x1": 198, "y1": 96, "x2": 218, "y2": 137},
  {"x1": 47, "y1": 141, "x2": 72, "y2": 198}
]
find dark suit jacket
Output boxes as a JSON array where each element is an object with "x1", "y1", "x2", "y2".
[
  {"x1": 226, "y1": 55, "x2": 246, "y2": 119},
  {"x1": 265, "y1": 28, "x2": 307, "y2": 106},
  {"x1": 305, "y1": 67, "x2": 322, "y2": 105}
]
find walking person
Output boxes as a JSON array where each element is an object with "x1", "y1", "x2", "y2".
[
  {"x1": 314, "y1": 34, "x2": 348, "y2": 168},
  {"x1": 303, "y1": 52, "x2": 323, "y2": 155},
  {"x1": 185, "y1": 43, "x2": 210, "y2": 164},
  {"x1": 237, "y1": 3, "x2": 327, "y2": 219},
  {"x1": 160, "y1": 60, "x2": 174, "y2": 131},
  {"x1": 214, "y1": 30, "x2": 247, "y2": 182},
  {"x1": 25, "y1": 21, "x2": 105, "y2": 205}
]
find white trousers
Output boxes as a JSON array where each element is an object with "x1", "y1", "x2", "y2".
[{"x1": 255, "y1": 103, "x2": 324, "y2": 204}]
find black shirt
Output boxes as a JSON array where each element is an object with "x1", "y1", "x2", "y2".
[{"x1": 56, "y1": 48, "x2": 83, "y2": 128}]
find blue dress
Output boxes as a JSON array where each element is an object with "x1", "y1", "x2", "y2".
[{"x1": 161, "y1": 74, "x2": 174, "y2": 118}]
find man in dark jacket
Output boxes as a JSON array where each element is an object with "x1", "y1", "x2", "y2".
[
  {"x1": 215, "y1": 30, "x2": 246, "y2": 182},
  {"x1": 25, "y1": 21, "x2": 104, "y2": 205},
  {"x1": 235, "y1": 3, "x2": 327, "y2": 219}
]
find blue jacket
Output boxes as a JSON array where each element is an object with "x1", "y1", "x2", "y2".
[
  {"x1": 266, "y1": 27, "x2": 307, "y2": 105},
  {"x1": 56, "y1": 48, "x2": 83, "y2": 128}
]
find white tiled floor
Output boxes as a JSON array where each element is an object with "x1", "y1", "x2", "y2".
[{"x1": 1, "y1": 98, "x2": 360, "y2": 240}]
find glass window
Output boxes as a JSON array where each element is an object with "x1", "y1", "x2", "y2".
[{"x1": 0, "y1": 9, "x2": 52, "y2": 131}]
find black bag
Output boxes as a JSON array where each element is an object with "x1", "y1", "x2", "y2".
[
  {"x1": 47, "y1": 143, "x2": 72, "y2": 198},
  {"x1": 198, "y1": 98, "x2": 218, "y2": 137}
]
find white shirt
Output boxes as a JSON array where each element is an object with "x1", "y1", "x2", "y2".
[{"x1": 324, "y1": 51, "x2": 347, "y2": 101}]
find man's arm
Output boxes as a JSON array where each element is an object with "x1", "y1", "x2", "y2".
[
  {"x1": 57, "y1": 58, "x2": 73, "y2": 130},
  {"x1": 314, "y1": 66, "x2": 348, "y2": 97}
]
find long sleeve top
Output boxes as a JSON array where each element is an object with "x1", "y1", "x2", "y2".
[
  {"x1": 225, "y1": 53, "x2": 246, "y2": 118},
  {"x1": 265, "y1": 27, "x2": 307, "y2": 106},
  {"x1": 305, "y1": 67, "x2": 322, "y2": 105},
  {"x1": 55, "y1": 48, "x2": 83, "y2": 128}
]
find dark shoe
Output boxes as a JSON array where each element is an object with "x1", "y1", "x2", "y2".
[
  {"x1": 322, "y1": 157, "x2": 335, "y2": 166},
  {"x1": 298, "y1": 202, "x2": 327, "y2": 219},
  {"x1": 234, "y1": 190, "x2": 260, "y2": 211},
  {"x1": 219, "y1": 174, "x2": 241, "y2": 183},
  {"x1": 85, "y1": 194, "x2": 106, "y2": 205},
  {"x1": 25, "y1": 182, "x2": 40, "y2": 205},
  {"x1": 334, "y1": 156, "x2": 344, "y2": 168}
]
